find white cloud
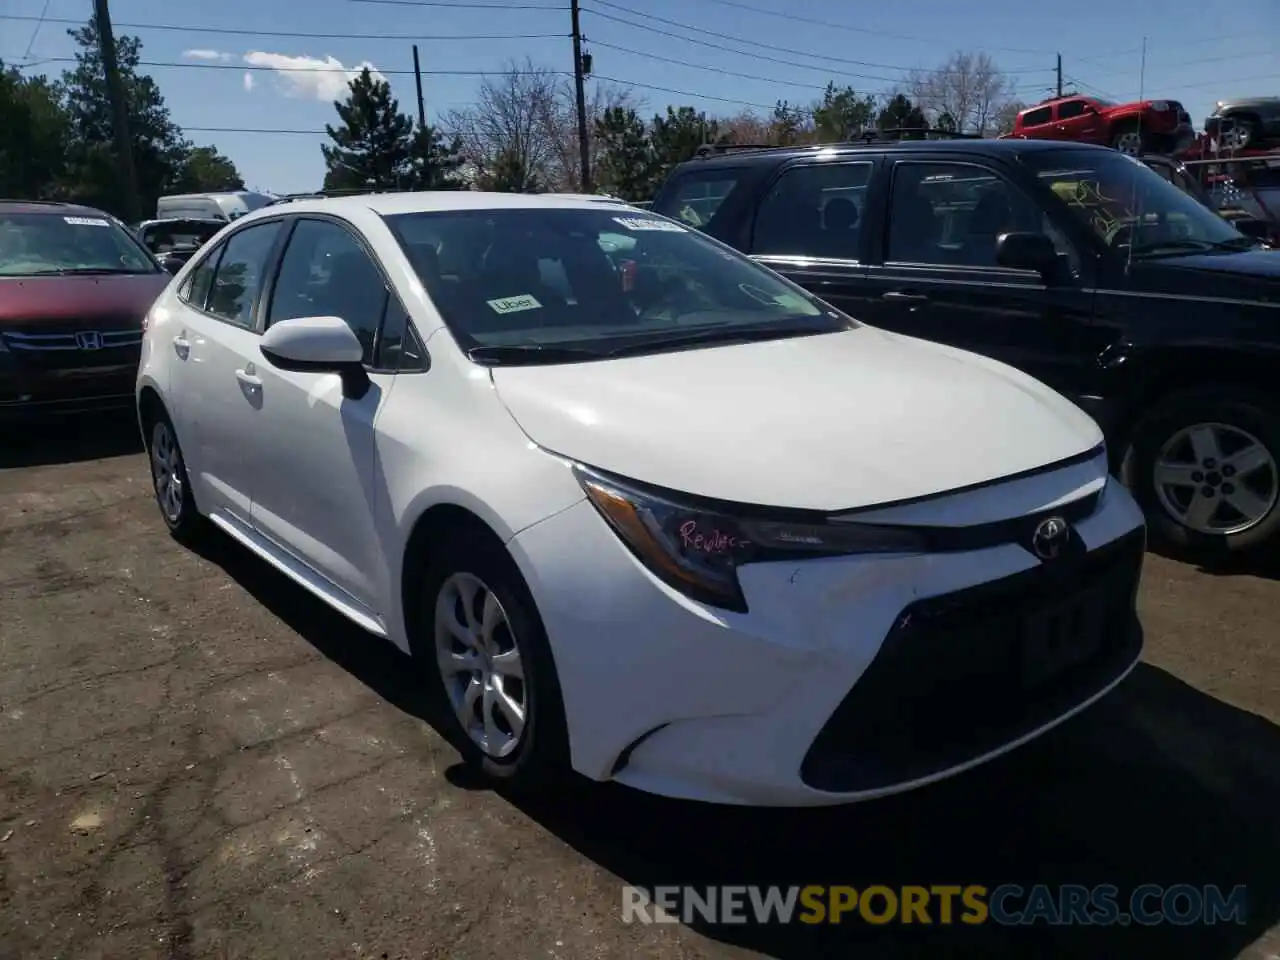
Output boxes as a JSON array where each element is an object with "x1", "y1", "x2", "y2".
[
  {"x1": 243, "y1": 72, "x2": 255, "y2": 92},
  {"x1": 183, "y1": 48, "x2": 233, "y2": 62},
  {"x1": 241, "y1": 52, "x2": 386, "y2": 103}
]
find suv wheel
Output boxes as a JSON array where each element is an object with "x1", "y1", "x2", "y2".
[
  {"x1": 1125, "y1": 388, "x2": 1280, "y2": 554},
  {"x1": 1111, "y1": 124, "x2": 1149, "y2": 156},
  {"x1": 411, "y1": 529, "x2": 570, "y2": 792}
]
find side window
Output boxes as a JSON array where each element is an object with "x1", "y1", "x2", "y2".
[
  {"x1": 751, "y1": 162, "x2": 872, "y2": 260},
  {"x1": 375, "y1": 296, "x2": 428, "y2": 372},
  {"x1": 180, "y1": 243, "x2": 223, "y2": 311},
  {"x1": 651, "y1": 170, "x2": 744, "y2": 230},
  {"x1": 886, "y1": 162, "x2": 1054, "y2": 270},
  {"x1": 1021, "y1": 107, "x2": 1053, "y2": 128},
  {"x1": 268, "y1": 219, "x2": 389, "y2": 364},
  {"x1": 206, "y1": 221, "x2": 283, "y2": 328},
  {"x1": 1057, "y1": 100, "x2": 1087, "y2": 120}
]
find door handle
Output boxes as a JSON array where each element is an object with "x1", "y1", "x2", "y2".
[
  {"x1": 172, "y1": 335, "x2": 190, "y2": 359},
  {"x1": 235, "y1": 368, "x2": 262, "y2": 389},
  {"x1": 882, "y1": 291, "x2": 930, "y2": 303}
]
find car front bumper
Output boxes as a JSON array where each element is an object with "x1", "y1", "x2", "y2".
[
  {"x1": 0, "y1": 352, "x2": 137, "y2": 423},
  {"x1": 508, "y1": 458, "x2": 1146, "y2": 806}
]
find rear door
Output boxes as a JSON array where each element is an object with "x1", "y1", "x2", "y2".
[
  {"x1": 743, "y1": 158, "x2": 876, "y2": 305},
  {"x1": 1017, "y1": 104, "x2": 1057, "y2": 141},
  {"x1": 851, "y1": 157, "x2": 1098, "y2": 401}
]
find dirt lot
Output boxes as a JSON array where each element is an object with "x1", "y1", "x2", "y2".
[{"x1": 2, "y1": 422, "x2": 1278, "y2": 960}]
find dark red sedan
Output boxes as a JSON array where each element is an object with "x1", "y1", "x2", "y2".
[{"x1": 1, "y1": 200, "x2": 171, "y2": 422}]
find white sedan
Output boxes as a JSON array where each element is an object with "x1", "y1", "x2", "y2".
[{"x1": 137, "y1": 191, "x2": 1147, "y2": 806}]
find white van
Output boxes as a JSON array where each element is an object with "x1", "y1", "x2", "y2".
[{"x1": 155, "y1": 191, "x2": 274, "y2": 222}]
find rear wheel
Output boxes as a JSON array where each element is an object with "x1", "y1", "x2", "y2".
[
  {"x1": 1126, "y1": 389, "x2": 1280, "y2": 555},
  {"x1": 144, "y1": 410, "x2": 205, "y2": 543}
]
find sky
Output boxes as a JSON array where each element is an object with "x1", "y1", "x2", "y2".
[{"x1": 3, "y1": 0, "x2": 1278, "y2": 196}]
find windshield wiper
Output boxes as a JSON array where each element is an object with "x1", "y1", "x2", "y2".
[
  {"x1": 467, "y1": 344, "x2": 606, "y2": 366},
  {"x1": 602, "y1": 321, "x2": 839, "y2": 358},
  {"x1": 1129, "y1": 237, "x2": 1257, "y2": 257},
  {"x1": 56, "y1": 267, "x2": 153, "y2": 275}
]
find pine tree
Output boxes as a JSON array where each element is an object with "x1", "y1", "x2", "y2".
[{"x1": 322, "y1": 69, "x2": 413, "y2": 191}]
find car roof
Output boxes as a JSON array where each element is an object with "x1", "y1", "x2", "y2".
[
  {"x1": 242, "y1": 190, "x2": 647, "y2": 219},
  {"x1": 0, "y1": 199, "x2": 116, "y2": 217},
  {"x1": 672, "y1": 137, "x2": 1116, "y2": 172}
]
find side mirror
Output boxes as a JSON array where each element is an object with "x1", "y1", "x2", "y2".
[
  {"x1": 259, "y1": 315, "x2": 371, "y2": 399},
  {"x1": 996, "y1": 232, "x2": 1060, "y2": 277},
  {"x1": 159, "y1": 254, "x2": 185, "y2": 275}
]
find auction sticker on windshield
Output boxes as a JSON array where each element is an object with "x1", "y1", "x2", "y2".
[
  {"x1": 487, "y1": 294, "x2": 542, "y2": 315},
  {"x1": 64, "y1": 216, "x2": 111, "y2": 227},
  {"x1": 612, "y1": 217, "x2": 686, "y2": 232}
]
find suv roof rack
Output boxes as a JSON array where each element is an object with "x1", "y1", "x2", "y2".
[
  {"x1": 0, "y1": 198, "x2": 71, "y2": 206},
  {"x1": 849, "y1": 127, "x2": 985, "y2": 142},
  {"x1": 262, "y1": 187, "x2": 407, "y2": 207}
]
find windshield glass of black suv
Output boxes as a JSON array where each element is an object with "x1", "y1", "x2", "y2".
[
  {"x1": 0, "y1": 212, "x2": 158, "y2": 276},
  {"x1": 384, "y1": 208, "x2": 849, "y2": 356},
  {"x1": 1023, "y1": 148, "x2": 1253, "y2": 256}
]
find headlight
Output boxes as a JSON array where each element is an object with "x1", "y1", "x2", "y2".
[{"x1": 575, "y1": 466, "x2": 929, "y2": 612}]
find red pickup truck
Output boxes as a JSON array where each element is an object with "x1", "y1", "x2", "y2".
[{"x1": 1003, "y1": 95, "x2": 1195, "y2": 156}]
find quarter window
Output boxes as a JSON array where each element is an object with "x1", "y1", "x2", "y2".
[
  {"x1": 180, "y1": 244, "x2": 222, "y2": 311},
  {"x1": 205, "y1": 221, "x2": 284, "y2": 328},
  {"x1": 886, "y1": 162, "x2": 1048, "y2": 269},
  {"x1": 752, "y1": 162, "x2": 872, "y2": 260},
  {"x1": 267, "y1": 219, "x2": 388, "y2": 364}
]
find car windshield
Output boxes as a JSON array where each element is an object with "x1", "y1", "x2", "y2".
[
  {"x1": 1023, "y1": 149, "x2": 1252, "y2": 257},
  {"x1": 383, "y1": 207, "x2": 850, "y2": 362},
  {"x1": 0, "y1": 212, "x2": 159, "y2": 276}
]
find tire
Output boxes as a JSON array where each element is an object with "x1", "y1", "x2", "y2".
[
  {"x1": 410, "y1": 530, "x2": 570, "y2": 792},
  {"x1": 1110, "y1": 122, "x2": 1151, "y2": 156},
  {"x1": 1123, "y1": 388, "x2": 1280, "y2": 556},
  {"x1": 143, "y1": 408, "x2": 205, "y2": 544}
]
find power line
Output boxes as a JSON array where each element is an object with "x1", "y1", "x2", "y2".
[
  {"x1": 20, "y1": 0, "x2": 52, "y2": 61},
  {"x1": 583, "y1": 4, "x2": 1053, "y2": 82},
  {"x1": 187, "y1": 126, "x2": 327, "y2": 134},
  {"x1": 696, "y1": 0, "x2": 1054, "y2": 56},
  {"x1": 30, "y1": 57, "x2": 571, "y2": 77},
  {"x1": 589, "y1": 39, "x2": 837, "y2": 93},
  {"x1": 346, "y1": 0, "x2": 561, "y2": 8},
  {"x1": 1074, "y1": 47, "x2": 1279, "y2": 80},
  {"x1": 0, "y1": 14, "x2": 568, "y2": 42}
]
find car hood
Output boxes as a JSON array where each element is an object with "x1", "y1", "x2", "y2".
[
  {"x1": 1133, "y1": 248, "x2": 1280, "y2": 302},
  {"x1": 0, "y1": 273, "x2": 169, "y2": 324},
  {"x1": 489, "y1": 327, "x2": 1103, "y2": 511}
]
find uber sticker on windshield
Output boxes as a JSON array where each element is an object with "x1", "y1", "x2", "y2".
[
  {"x1": 487, "y1": 294, "x2": 542, "y2": 315},
  {"x1": 612, "y1": 216, "x2": 685, "y2": 233},
  {"x1": 64, "y1": 216, "x2": 111, "y2": 227}
]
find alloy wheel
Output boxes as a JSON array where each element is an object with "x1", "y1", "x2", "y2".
[
  {"x1": 433, "y1": 571, "x2": 528, "y2": 759},
  {"x1": 150, "y1": 420, "x2": 186, "y2": 524},
  {"x1": 1114, "y1": 131, "x2": 1143, "y2": 156},
  {"x1": 1152, "y1": 421, "x2": 1279, "y2": 536}
]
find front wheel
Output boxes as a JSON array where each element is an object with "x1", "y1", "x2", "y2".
[
  {"x1": 412, "y1": 532, "x2": 570, "y2": 791},
  {"x1": 1125, "y1": 389, "x2": 1280, "y2": 555}
]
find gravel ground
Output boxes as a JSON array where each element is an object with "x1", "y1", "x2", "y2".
[{"x1": 2, "y1": 422, "x2": 1278, "y2": 960}]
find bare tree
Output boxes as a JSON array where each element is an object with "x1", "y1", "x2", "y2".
[
  {"x1": 909, "y1": 51, "x2": 1012, "y2": 135},
  {"x1": 720, "y1": 109, "x2": 772, "y2": 145},
  {"x1": 544, "y1": 79, "x2": 642, "y2": 192},
  {"x1": 442, "y1": 58, "x2": 561, "y2": 190},
  {"x1": 992, "y1": 99, "x2": 1027, "y2": 137}
]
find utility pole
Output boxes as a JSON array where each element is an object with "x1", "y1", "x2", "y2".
[
  {"x1": 94, "y1": 0, "x2": 141, "y2": 223},
  {"x1": 570, "y1": 0, "x2": 591, "y2": 192},
  {"x1": 412, "y1": 45, "x2": 426, "y2": 128},
  {"x1": 1056, "y1": 53, "x2": 1063, "y2": 98}
]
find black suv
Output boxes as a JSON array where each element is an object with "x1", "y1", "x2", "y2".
[{"x1": 651, "y1": 136, "x2": 1280, "y2": 557}]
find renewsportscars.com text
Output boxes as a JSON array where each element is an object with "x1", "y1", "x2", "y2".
[{"x1": 622, "y1": 884, "x2": 1249, "y2": 927}]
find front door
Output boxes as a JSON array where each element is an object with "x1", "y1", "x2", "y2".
[
  {"x1": 246, "y1": 217, "x2": 396, "y2": 612},
  {"x1": 175, "y1": 218, "x2": 286, "y2": 522},
  {"x1": 1055, "y1": 99, "x2": 1106, "y2": 146},
  {"x1": 851, "y1": 159, "x2": 1097, "y2": 403}
]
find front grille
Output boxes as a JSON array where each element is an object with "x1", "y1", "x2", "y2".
[
  {"x1": 1, "y1": 325, "x2": 142, "y2": 371},
  {"x1": 800, "y1": 528, "x2": 1145, "y2": 793}
]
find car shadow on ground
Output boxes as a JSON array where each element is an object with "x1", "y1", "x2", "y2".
[
  {"x1": 195, "y1": 530, "x2": 1280, "y2": 960},
  {"x1": 0, "y1": 414, "x2": 142, "y2": 469}
]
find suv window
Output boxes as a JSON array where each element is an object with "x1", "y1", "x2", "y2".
[
  {"x1": 886, "y1": 162, "x2": 1046, "y2": 268},
  {"x1": 268, "y1": 218, "x2": 388, "y2": 363},
  {"x1": 1057, "y1": 100, "x2": 1088, "y2": 120},
  {"x1": 206, "y1": 220, "x2": 283, "y2": 328},
  {"x1": 180, "y1": 243, "x2": 223, "y2": 310},
  {"x1": 652, "y1": 169, "x2": 744, "y2": 230},
  {"x1": 1021, "y1": 106, "x2": 1053, "y2": 128},
  {"x1": 752, "y1": 162, "x2": 872, "y2": 260}
]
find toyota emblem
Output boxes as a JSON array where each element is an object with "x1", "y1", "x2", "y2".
[
  {"x1": 1031, "y1": 516, "x2": 1070, "y2": 560},
  {"x1": 74, "y1": 330, "x2": 103, "y2": 350}
]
